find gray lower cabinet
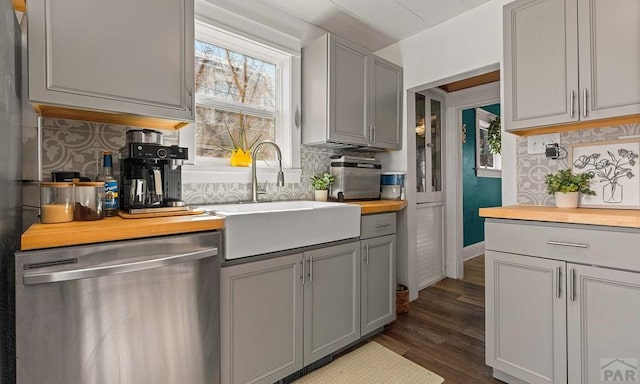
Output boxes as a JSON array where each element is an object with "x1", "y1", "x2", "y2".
[
  {"x1": 302, "y1": 34, "x2": 402, "y2": 149},
  {"x1": 485, "y1": 250, "x2": 567, "y2": 384},
  {"x1": 220, "y1": 253, "x2": 304, "y2": 384},
  {"x1": 503, "y1": 0, "x2": 640, "y2": 131},
  {"x1": 567, "y1": 264, "x2": 640, "y2": 384},
  {"x1": 28, "y1": 0, "x2": 195, "y2": 123},
  {"x1": 220, "y1": 241, "x2": 360, "y2": 384},
  {"x1": 485, "y1": 219, "x2": 640, "y2": 384},
  {"x1": 360, "y1": 234, "x2": 396, "y2": 336},
  {"x1": 303, "y1": 242, "x2": 361, "y2": 364}
]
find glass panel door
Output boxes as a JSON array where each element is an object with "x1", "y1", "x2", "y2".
[{"x1": 416, "y1": 90, "x2": 445, "y2": 203}]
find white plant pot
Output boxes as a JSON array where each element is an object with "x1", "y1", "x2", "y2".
[
  {"x1": 314, "y1": 190, "x2": 328, "y2": 202},
  {"x1": 555, "y1": 192, "x2": 579, "y2": 208}
]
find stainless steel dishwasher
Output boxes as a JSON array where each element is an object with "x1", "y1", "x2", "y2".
[{"x1": 15, "y1": 232, "x2": 220, "y2": 384}]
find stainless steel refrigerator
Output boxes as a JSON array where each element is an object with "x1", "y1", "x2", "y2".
[{"x1": 0, "y1": 2, "x2": 23, "y2": 384}]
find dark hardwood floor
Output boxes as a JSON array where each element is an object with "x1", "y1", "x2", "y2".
[{"x1": 371, "y1": 255, "x2": 503, "y2": 383}]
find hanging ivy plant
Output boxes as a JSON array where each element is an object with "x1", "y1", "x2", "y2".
[{"x1": 487, "y1": 116, "x2": 501, "y2": 154}]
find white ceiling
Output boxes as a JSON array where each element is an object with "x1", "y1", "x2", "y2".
[{"x1": 255, "y1": 0, "x2": 492, "y2": 51}]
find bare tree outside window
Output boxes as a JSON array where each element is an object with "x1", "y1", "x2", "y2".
[{"x1": 195, "y1": 40, "x2": 277, "y2": 160}]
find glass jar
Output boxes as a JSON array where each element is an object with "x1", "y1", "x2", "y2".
[
  {"x1": 74, "y1": 181, "x2": 105, "y2": 221},
  {"x1": 40, "y1": 182, "x2": 74, "y2": 224}
]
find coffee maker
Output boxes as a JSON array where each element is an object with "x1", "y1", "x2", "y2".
[{"x1": 119, "y1": 143, "x2": 189, "y2": 214}]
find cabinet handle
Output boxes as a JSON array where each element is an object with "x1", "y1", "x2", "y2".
[
  {"x1": 187, "y1": 88, "x2": 193, "y2": 113},
  {"x1": 569, "y1": 268, "x2": 576, "y2": 301},
  {"x1": 301, "y1": 259, "x2": 305, "y2": 286},
  {"x1": 569, "y1": 90, "x2": 575, "y2": 118},
  {"x1": 368, "y1": 125, "x2": 374, "y2": 144},
  {"x1": 372, "y1": 125, "x2": 376, "y2": 143},
  {"x1": 546, "y1": 241, "x2": 588, "y2": 249},
  {"x1": 365, "y1": 244, "x2": 370, "y2": 265},
  {"x1": 582, "y1": 88, "x2": 588, "y2": 117},
  {"x1": 375, "y1": 223, "x2": 391, "y2": 229},
  {"x1": 308, "y1": 256, "x2": 313, "y2": 283},
  {"x1": 556, "y1": 267, "x2": 562, "y2": 298}
]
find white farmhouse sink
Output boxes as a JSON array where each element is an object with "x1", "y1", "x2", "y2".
[{"x1": 195, "y1": 201, "x2": 361, "y2": 259}]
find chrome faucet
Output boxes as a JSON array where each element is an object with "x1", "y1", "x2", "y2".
[{"x1": 251, "y1": 140, "x2": 285, "y2": 202}]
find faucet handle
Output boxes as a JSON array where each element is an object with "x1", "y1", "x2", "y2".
[{"x1": 257, "y1": 180, "x2": 268, "y2": 195}]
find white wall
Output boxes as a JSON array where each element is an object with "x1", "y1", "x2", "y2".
[{"x1": 375, "y1": 0, "x2": 515, "y2": 299}]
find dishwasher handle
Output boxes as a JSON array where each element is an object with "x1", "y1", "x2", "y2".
[{"x1": 23, "y1": 248, "x2": 218, "y2": 285}]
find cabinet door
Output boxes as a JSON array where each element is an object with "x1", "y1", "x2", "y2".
[
  {"x1": 220, "y1": 254, "x2": 304, "y2": 384},
  {"x1": 567, "y1": 264, "x2": 640, "y2": 384},
  {"x1": 503, "y1": 0, "x2": 579, "y2": 131},
  {"x1": 304, "y1": 241, "x2": 360, "y2": 365},
  {"x1": 485, "y1": 251, "x2": 567, "y2": 384},
  {"x1": 361, "y1": 235, "x2": 396, "y2": 336},
  {"x1": 328, "y1": 35, "x2": 370, "y2": 146},
  {"x1": 370, "y1": 56, "x2": 402, "y2": 150},
  {"x1": 28, "y1": 0, "x2": 194, "y2": 121},
  {"x1": 416, "y1": 203, "x2": 445, "y2": 289},
  {"x1": 416, "y1": 91, "x2": 445, "y2": 203},
  {"x1": 578, "y1": 0, "x2": 640, "y2": 121}
]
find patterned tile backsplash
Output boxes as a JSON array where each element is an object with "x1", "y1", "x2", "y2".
[
  {"x1": 35, "y1": 118, "x2": 640, "y2": 207},
  {"x1": 516, "y1": 123, "x2": 640, "y2": 205},
  {"x1": 37, "y1": 118, "x2": 374, "y2": 205}
]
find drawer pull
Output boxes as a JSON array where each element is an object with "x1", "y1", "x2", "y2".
[
  {"x1": 546, "y1": 241, "x2": 588, "y2": 249},
  {"x1": 375, "y1": 223, "x2": 391, "y2": 229}
]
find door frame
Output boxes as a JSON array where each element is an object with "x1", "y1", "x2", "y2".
[{"x1": 446, "y1": 82, "x2": 500, "y2": 278}]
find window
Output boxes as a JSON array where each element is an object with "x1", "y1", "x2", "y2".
[
  {"x1": 181, "y1": 21, "x2": 299, "y2": 176},
  {"x1": 475, "y1": 108, "x2": 501, "y2": 178}
]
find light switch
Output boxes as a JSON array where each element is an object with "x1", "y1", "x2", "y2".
[{"x1": 527, "y1": 133, "x2": 561, "y2": 154}]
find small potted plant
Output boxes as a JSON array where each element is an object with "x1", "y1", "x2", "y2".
[
  {"x1": 310, "y1": 173, "x2": 335, "y2": 202},
  {"x1": 544, "y1": 168, "x2": 595, "y2": 208}
]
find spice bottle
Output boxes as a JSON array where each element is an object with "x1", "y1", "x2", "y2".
[{"x1": 97, "y1": 151, "x2": 119, "y2": 216}]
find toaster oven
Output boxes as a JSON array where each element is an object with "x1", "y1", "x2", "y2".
[{"x1": 330, "y1": 156, "x2": 381, "y2": 200}]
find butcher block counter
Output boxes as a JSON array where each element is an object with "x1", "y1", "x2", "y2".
[
  {"x1": 479, "y1": 205, "x2": 640, "y2": 228},
  {"x1": 348, "y1": 200, "x2": 407, "y2": 215},
  {"x1": 21, "y1": 214, "x2": 225, "y2": 251},
  {"x1": 21, "y1": 200, "x2": 406, "y2": 251}
]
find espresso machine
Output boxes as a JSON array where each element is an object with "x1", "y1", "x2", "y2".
[{"x1": 119, "y1": 138, "x2": 189, "y2": 214}]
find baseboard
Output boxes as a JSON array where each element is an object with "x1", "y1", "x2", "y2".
[{"x1": 463, "y1": 241, "x2": 485, "y2": 261}]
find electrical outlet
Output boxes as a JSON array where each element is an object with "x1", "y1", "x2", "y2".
[{"x1": 527, "y1": 133, "x2": 561, "y2": 154}]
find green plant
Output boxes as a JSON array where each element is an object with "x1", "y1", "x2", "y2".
[
  {"x1": 310, "y1": 173, "x2": 335, "y2": 190},
  {"x1": 487, "y1": 116, "x2": 501, "y2": 154},
  {"x1": 544, "y1": 168, "x2": 596, "y2": 195}
]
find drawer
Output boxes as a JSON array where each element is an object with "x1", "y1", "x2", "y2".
[
  {"x1": 485, "y1": 219, "x2": 640, "y2": 272},
  {"x1": 361, "y1": 212, "x2": 396, "y2": 239}
]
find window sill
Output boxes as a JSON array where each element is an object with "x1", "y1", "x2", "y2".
[
  {"x1": 476, "y1": 168, "x2": 502, "y2": 178},
  {"x1": 182, "y1": 164, "x2": 302, "y2": 184}
]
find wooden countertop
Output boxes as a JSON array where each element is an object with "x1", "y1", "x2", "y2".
[
  {"x1": 21, "y1": 214, "x2": 224, "y2": 251},
  {"x1": 348, "y1": 200, "x2": 408, "y2": 215},
  {"x1": 479, "y1": 205, "x2": 640, "y2": 228},
  {"x1": 21, "y1": 200, "x2": 406, "y2": 251}
]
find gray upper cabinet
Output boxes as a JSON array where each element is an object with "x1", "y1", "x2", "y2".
[
  {"x1": 503, "y1": 0, "x2": 579, "y2": 131},
  {"x1": 503, "y1": 0, "x2": 640, "y2": 131},
  {"x1": 28, "y1": 0, "x2": 195, "y2": 125},
  {"x1": 370, "y1": 56, "x2": 403, "y2": 149},
  {"x1": 577, "y1": 0, "x2": 640, "y2": 121},
  {"x1": 302, "y1": 34, "x2": 403, "y2": 149},
  {"x1": 304, "y1": 241, "x2": 361, "y2": 365}
]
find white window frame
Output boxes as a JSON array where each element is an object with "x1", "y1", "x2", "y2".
[
  {"x1": 475, "y1": 108, "x2": 501, "y2": 178},
  {"x1": 180, "y1": 21, "x2": 301, "y2": 184}
]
